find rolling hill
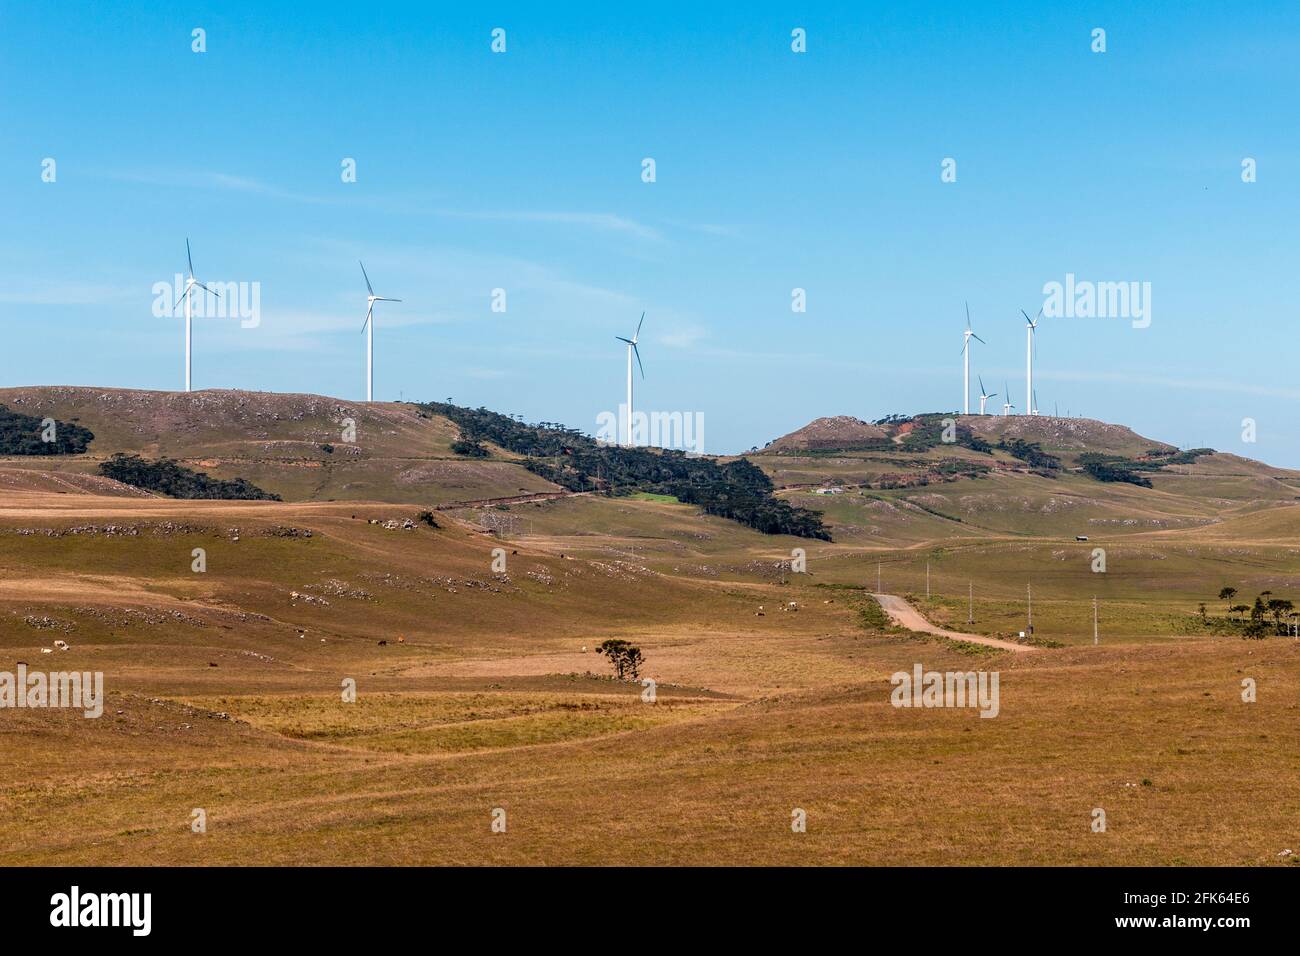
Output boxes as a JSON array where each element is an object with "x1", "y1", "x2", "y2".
[
  {"x1": 2, "y1": 387, "x2": 1300, "y2": 866},
  {"x1": 0, "y1": 386, "x2": 559, "y2": 505}
]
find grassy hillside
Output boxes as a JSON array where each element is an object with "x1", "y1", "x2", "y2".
[
  {"x1": 3, "y1": 390, "x2": 1300, "y2": 866},
  {"x1": 0, "y1": 387, "x2": 557, "y2": 505}
]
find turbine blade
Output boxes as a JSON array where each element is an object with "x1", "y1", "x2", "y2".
[
  {"x1": 616, "y1": 336, "x2": 633, "y2": 344},
  {"x1": 633, "y1": 343, "x2": 645, "y2": 379},
  {"x1": 377, "y1": 297, "x2": 402, "y2": 302},
  {"x1": 971, "y1": 333, "x2": 986, "y2": 344},
  {"x1": 989, "y1": 393, "x2": 998, "y2": 400},
  {"x1": 359, "y1": 261, "x2": 374, "y2": 296},
  {"x1": 362, "y1": 305, "x2": 373, "y2": 331},
  {"x1": 172, "y1": 288, "x2": 188, "y2": 312},
  {"x1": 186, "y1": 238, "x2": 194, "y2": 277},
  {"x1": 635, "y1": 311, "x2": 645, "y2": 340},
  {"x1": 195, "y1": 281, "x2": 220, "y2": 298}
]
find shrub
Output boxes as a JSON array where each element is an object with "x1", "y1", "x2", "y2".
[{"x1": 450, "y1": 438, "x2": 489, "y2": 458}]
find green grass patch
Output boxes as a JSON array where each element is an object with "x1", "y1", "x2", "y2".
[{"x1": 629, "y1": 492, "x2": 681, "y2": 503}]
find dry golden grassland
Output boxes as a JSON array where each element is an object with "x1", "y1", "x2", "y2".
[{"x1": 1, "y1": 482, "x2": 1298, "y2": 866}]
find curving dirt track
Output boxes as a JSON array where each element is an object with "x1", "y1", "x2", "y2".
[{"x1": 872, "y1": 592, "x2": 1036, "y2": 653}]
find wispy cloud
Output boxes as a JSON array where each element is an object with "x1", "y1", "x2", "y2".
[
  {"x1": 434, "y1": 209, "x2": 663, "y2": 242},
  {"x1": 102, "y1": 169, "x2": 339, "y2": 206},
  {"x1": 657, "y1": 325, "x2": 708, "y2": 348},
  {"x1": 663, "y1": 218, "x2": 745, "y2": 239},
  {"x1": 0, "y1": 279, "x2": 137, "y2": 306},
  {"x1": 101, "y1": 169, "x2": 668, "y2": 241},
  {"x1": 1045, "y1": 369, "x2": 1300, "y2": 401}
]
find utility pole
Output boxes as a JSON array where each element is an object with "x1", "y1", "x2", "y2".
[
  {"x1": 968, "y1": 581, "x2": 973, "y2": 624},
  {"x1": 1027, "y1": 583, "x2": 1033, "y2": 635},
  {"x1": 1093, "y1": 596, "x2": 1099, "y2": 645}
]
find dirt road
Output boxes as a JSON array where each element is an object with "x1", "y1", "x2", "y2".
[{"x1": 873, "y1": 593, "x2": 1036, "y2": 653}]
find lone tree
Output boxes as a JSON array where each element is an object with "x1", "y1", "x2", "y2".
[
  {"x1": 1218, "y1": 586, "x2": 1237, "y2": 603},
  {"x1": 594, "y1": 639, "x2": 644, "y2": 681}
]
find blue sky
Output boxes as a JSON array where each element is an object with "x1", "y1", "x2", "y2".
[{"x1": 3, "y1": 2, "x2": 1299, "y2": 463}]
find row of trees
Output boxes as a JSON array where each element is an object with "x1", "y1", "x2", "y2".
[
  {"x1": 422, "y1": 402, "x2": 832, "y2": 540},
  {"x1": 1079, "y1": 453, "x2": 1153, "y2": 487},
  {"x1": 0, "y1": 405, "x2": 94, "y2": 455},
  {"x1": 1080, "y1": 448, "x2": 1213, "y2": 487},
  {"x1": 998, "y1": 438, "x2": 1061, "y2": 471},
  {"x1": 99, "y1": 454, "x2": 281, "y2": 500},
  {"x1": 1207, "y1": 586, "x2": 1296, "y2": 638}
]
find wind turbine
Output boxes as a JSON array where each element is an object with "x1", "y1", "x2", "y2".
[
  {"x1": 1001, "y1": 380, "x2": 1015, "y2": 416},
  {"x1": 359, "y1": 261, "x2": 401, "y2": 402},
  {"x1": 961, "y1": 302, "x2": 985, "y2": 415},
  {"x1": 615, "y1": 312, "x2": 646, "y2": 445},
  {"x1": 978, "y1": 376, "x2": 998, "y2": 416},
  {"x1": 1021, "y1": 308, "x2": 1042, "y2": 416},
  {"x1": 173, "y1": 238, "x2": 219, "y2": 393}
]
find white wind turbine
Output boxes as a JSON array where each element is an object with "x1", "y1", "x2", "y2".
[
  {"x1": 1021, "y1": 307, "x2": 1042, "y2": 416},
  {"x1": 173, "y1": 238, "x2": 220, "y2": 393},
  {"x1": 615, "y1": 312, "x2": 646, "y2": 446},
  {"x1": 359, "y1": 261, "x2": 401, "y2": 402},
  {"x1": 978, "y1": 375, "x2": 998, "y2": 415},
  {"x1": 961, "y1": 302, "x2": 985, "y2": 415},
  {"x1": 1001, "y1": 380, "x2": 1015, "y2": 416}
]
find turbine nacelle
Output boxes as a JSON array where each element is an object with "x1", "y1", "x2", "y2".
[
  {"x1": 359, "y1": 261, "x2": 400, "y2": 401},
  {"x1": 961, "y1": 303, "x2": 986, "y2": 353},
  {"x1": 616, "y1": 312, "x2": 646, "y2": 378},
  {"x1": 172, "y1": 238, "x2": 220, "y2": 313},
  {"x1": 359, "y1": 261, "x2": 401, "y2": 330}
]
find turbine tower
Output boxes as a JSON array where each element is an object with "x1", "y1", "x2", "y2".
[
  {"x1": 961, "y1": 302, "x2": 985, "y2": 415},
  {"x1": 978, "y1": 376, "x2": 998, "y2": 416},
  {"x1": 615, "y1": 312, "x2": 646, "y2": 445},
  {"x1": 1001, "y1": 380, "x2": 1015, "y2": 416},
  {"x1": 173, "y1": 238, "x2": 219, "y2": 393},
  {"x1": 359, "y1": 261, "x2": 401, "y2": 402},
  {"x1": 1022, "y1": 308, "x2": 1042, "y2": 416}
]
